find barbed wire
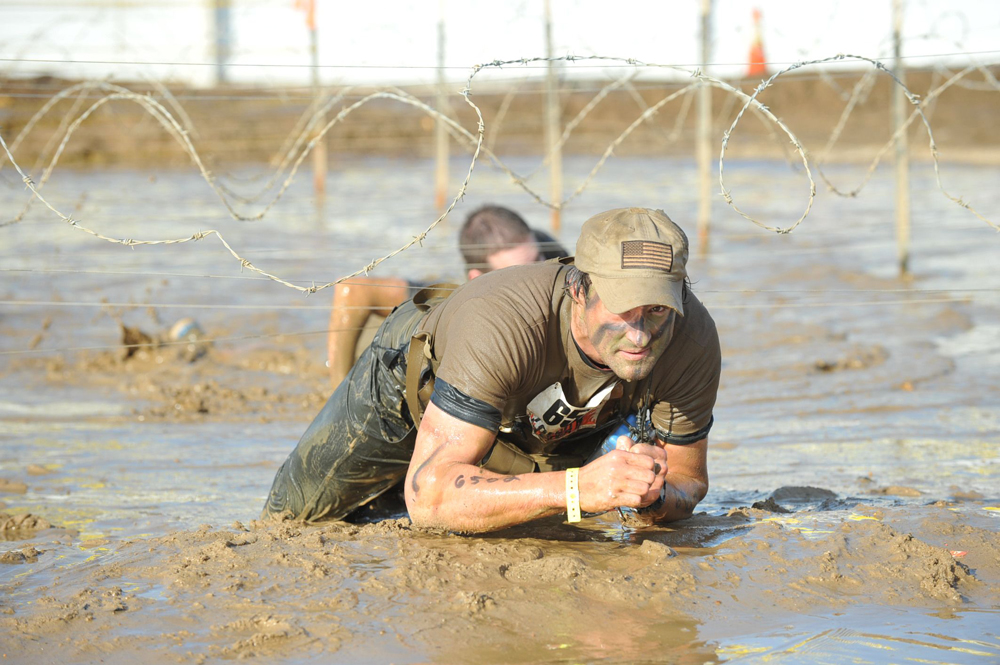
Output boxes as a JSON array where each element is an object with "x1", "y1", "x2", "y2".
[
  {"x1": 0, "y1": 79, "x2": 209, "y2": 226},
  {"x1": 1, "y1": 52, "x2": 997, "y2": 297},
  {"x1": 7, "y1": 57, "x2": 998, "y2": 214},
  {"x1": 425, "y1": 58, "x2": 808, "y2": 223},
  {"x1": 2, "y1": 83, "x2": 355, "y2": 225},
  {"x1": 730, "y1": 53, "x2": 998, "y2": 232},
  {"x1": 0, "y1": 85, "x2": 486, "y2": 294},
  {"x1": 814, "y1": 62, "x2": 1000, "y2": 216},
  {"x1": 452, "y1": 54, "x2": 994, "y2": 231}
]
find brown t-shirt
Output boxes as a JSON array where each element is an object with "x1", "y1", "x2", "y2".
[{"x1": 419, "y1": 262, "x2": 720, "y2": 455}]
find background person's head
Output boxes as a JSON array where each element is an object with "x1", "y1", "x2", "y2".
[{"x1": 459, "y1": 205, "x2": 541, "y2": 279}]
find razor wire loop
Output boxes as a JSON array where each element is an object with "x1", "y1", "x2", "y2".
[
  {"x1": 0, "y1": 87, "x2": 487, "y2": 295},
  {"x1": 8, "y1": 86, "x2": 332, "y2": 225},
  {"x1": 200, "y1": 86, "x2": 356, "y2": 205},
  {"x1": 210, "y1": 86, "x2": 353, "y2": 193},
  {"x1": 9, "y1": 56, "x2": 991, "y2": 228},
  {"x1": 815, "y1": 64, "x2": 959, "y2": 199},
  {"x1": 0, "y1": 79, "x2": 204, "y2": 223},
  {"x1": 719, "y1": 52, "x2": 998, "y2": 233},
  {"x1": 522, "y1": 72, "x2": 639, "y2": 180},
  {"x1": 812, "y1": 45, "x2": 1000, "y2": 224},
  {"x1": 464, "y1": 54, "x2": 813, "y2": 229},
  {"x1": 0, "y1": 51, "x2": 997, "y2": 296},
  {"x1": 808, "y1": 56, "x2": 997, "y2": 231},
  {"x1": 2, "y1": 84, "x2": 217, "y2": 227},
  {"x1": 0, "y1": 79, "x2": 356, "y2": 223},
  {"x1": 7, "y1": 55, "x2": 820, "y2": 232}
]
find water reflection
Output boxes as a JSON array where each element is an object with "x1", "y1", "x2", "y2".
[{"x1": 714, "y1": 607, "x2": 1000, "y2": 663}]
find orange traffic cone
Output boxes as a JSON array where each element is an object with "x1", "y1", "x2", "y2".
[{"x1": 747, "y1": 8, "x2": 767, "y2": 77}]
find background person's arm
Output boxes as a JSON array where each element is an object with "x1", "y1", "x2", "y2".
[
  {"x1": 327, "y1": 277, "x2": 409, "y2": 387},
  {"x1": 404, "y1": 401, "x2": 665, "y2": 532}
]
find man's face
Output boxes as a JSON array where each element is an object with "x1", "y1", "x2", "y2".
[{"x1": 573, "y1": 287, "x2": 676, "y2": 382}]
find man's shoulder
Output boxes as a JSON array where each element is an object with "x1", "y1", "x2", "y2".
[
  {"x1": 424, "y1": 262, "x2": 567, "y2": 336},
  {"x1": 455, "y1": 261, "x2": 566, "y2": 300}
]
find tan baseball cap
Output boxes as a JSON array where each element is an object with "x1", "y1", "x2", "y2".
[{"x1": 575, "y1": 207, "x2": 689, "y2": 315}]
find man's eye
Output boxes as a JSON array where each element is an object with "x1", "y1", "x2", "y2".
[{"x1": 649, "y1": 306, "x2": 666, "y2": 314}]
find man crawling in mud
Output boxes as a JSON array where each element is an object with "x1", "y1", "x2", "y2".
[{"x1": 263, "y1": 207, "x2": 721, "y2": 532}]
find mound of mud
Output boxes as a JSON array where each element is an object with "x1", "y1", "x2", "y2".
[
  {"x1": 2, "y1": 505, "x2": 996, "y2": 662},
  {"x1": 0, "y1": 513, "x2": 52, "y2": 532}
]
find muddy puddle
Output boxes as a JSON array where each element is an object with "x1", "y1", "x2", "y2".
[{"x1": 1, "y1": 157, "x2": 999, "y2": 662}]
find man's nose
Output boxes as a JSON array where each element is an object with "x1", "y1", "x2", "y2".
[{"x1": 626, "y1": 320, "x2": 652, "y2": 348}]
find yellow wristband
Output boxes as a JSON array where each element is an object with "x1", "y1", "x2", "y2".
[{"x1": 565, "y1": 468, "x2": 581, "y2": 523}]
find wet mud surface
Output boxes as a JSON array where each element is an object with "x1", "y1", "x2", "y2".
[
  {"x1": 2, "y1": 159, "x2": 999, "y2": 662},
  {"x1": 2, "y1": 504, "x2": 998, "y2": 663}
]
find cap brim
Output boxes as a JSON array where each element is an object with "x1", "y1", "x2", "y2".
[{"x1": 590, "y1": 274, "x2": 685, "y2": 316}]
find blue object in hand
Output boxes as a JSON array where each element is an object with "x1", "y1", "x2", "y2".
[
  {"x1": 597, "y1": 414, "x2": 638, "y2": 457},
  {"x1": 588, "y1": 414, "x2": 662, "y2": 523}
]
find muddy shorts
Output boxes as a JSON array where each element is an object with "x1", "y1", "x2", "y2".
[{"x1": 262, "y1": 299, "x2": 426, "y2": 523}]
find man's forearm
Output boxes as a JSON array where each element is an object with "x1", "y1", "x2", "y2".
[
  {"x1": 657, "y1": 472, "x2": 707, "y2": 521},
  {"x1": 406, "y1": 462, "x2": 566, "y2": 533},
  {"x1": 630, "y1": 435, "x2": 709, "y2": 525},
  {"x1": 629, "y1": 472, "x2": 707, "y2": 526},
  {"x1": 407, "y1": 403, "x2": 668, "y2": 532}
]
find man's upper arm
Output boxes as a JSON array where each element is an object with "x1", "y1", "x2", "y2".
[
  {"x1": 659, "y1": 436, "x2": 708, "y2": 488},
  {"x1": 432, "y1": 300, "x2": 543, "y2": 413},
  {"x1": 404, "y1": 401, "x2": 498, "y2": 514},
  {"x1": 649, "y1": 303, "x2": 721, "y2": 446}
]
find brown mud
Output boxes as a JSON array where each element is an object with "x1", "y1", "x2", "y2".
[
  {"x1": 1, "y1": 504, "x2": 998, "y2": 662},
  {"x1": 10, "y1": 323, "x2": 330, "y2": 423},
  {"x1": 1, "y1": 157, "x2": 999, "y2": 661},
  {"x1": 2, "y1": 67, "x2": 999, "y2": 168},
  {"x1": 2, "y1": 273, "x2": 998, "y2": 661}
]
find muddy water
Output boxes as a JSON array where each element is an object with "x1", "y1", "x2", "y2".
[{"x1": 1, "y1": 156, "x2": 999, "y2": 662}]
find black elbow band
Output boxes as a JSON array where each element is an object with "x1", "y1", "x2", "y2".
[
  {"x1": 429, "y1": 379, "x2": 502, "y2": 432},
  {"x1": 655, "y1": 416, "x2": 713, "y2": 445}
]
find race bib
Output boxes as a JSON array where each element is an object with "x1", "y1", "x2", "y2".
[{"x1": 526, "y1": 382, "x2": 617, "y2": 443}]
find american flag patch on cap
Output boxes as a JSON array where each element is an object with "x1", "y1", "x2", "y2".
[{"x1": 621, "y1": 240, "x2": 673, "y2": 271}]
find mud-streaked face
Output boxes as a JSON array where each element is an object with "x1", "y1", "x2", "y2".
[{"x1": 573, "y1": 287, "x2": 676, "y2": 382}]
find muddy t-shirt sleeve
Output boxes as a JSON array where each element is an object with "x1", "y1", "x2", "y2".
[
  {"x1": 431, "y1": 299, "x2": 542, "y2": 431},
  {"x1": 648, "y1": 296, "x2": 721, "y2": 444}
]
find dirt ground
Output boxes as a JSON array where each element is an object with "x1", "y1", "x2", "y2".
[
  {"x1": 2, "y1": 271, "x2": 998, "y2": 662},
  {"x1": 0, "y1": 503, "x2": 997, "y2": 663},
  {"x1": 1, "y1": 153, "x2": 999, "y2": 661},
  {"x1": 3, "y1": 66, "x2": 999, "y2": 168}
]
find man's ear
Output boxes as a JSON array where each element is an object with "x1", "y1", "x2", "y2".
[{"x1": 466, "y1": 268, "x2": 484, "y2": 280}]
